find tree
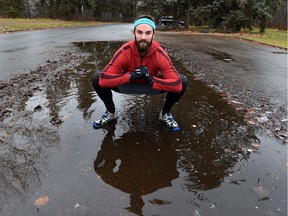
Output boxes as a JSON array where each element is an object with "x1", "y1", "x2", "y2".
[
  {"x1": 93, "y1": 0, "x2": 137, "y2": 22},
  {"x1": 32, "y1": 0, "x2": 93, "y2": 20},
  {"x1": 190, "y1": 0, "x2": 282, "y2": 32},
  {"x1": 0, "y1": 0, "x2": 25, "y2": 18},
  {"x1": 137, "y1": 0, "x2": 284, "y2": 32},
  {"x1": 269, "y1": 0, "x2": 287, "y2": 30},
  {"x1": 25, "y1": 0, "x2": 32, "y2": 18},
  {"x1": 0, "y1": 0, "x2": 285, "y2": 33}
]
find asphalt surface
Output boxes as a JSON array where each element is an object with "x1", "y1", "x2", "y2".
[
  {"x1": 0, "y1": 24, "x2": 287, "y2": 216},
  {"x1": 0, "y1": 24, "x2": 134, "y2": 80},
  {"x1": 1, "y1": 25, "x2": 286, "y2": 103},
  {"x1": 157, "y1": 31, "x2": 287, "y2": 106}
]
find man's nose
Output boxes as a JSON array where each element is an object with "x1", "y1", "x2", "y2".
[{"x1": 140, "y1": 34, "x2": 147, "y2": 40}]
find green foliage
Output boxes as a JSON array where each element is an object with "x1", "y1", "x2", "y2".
[
  {"x1": 137, "y1": 0, "x2": 172, "y2": 20},
  {"x1": 0, "y1": 0, "x2": 285, "y2": 33},
  {"x1": 0, "y1": 0, "x2": 25, "y2": 18},
  {"x1": 93, "y1": 0, "x2": 137, "y2": 22},
  {"x1": 190, "y1": 0, "x2": 281, "y2": 32},
  {"x1": 136, "y1": 0, "x2": 284, "y2": 32}
]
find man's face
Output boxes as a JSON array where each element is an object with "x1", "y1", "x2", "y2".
[{"x1": 133, "y1": 24, "x2": 155, "y2": 52}]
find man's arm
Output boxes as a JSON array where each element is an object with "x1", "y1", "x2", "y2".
[
  {"x1": 152, "y1": 48, "x2": 182, "y2": 93},
  {"x1": 99, "y1": 46, "x2": 131, "y2": 88}
]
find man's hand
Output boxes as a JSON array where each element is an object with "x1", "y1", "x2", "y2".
[
  {"x1": 130, "y1": 66, "x2": 154, "y2": 84},
  {"x1": 141, "y1": 66, "x2": 154, "y2": 85},
  {"x1": 130, "y1": 67, "x2": 144, "y2": 81}
]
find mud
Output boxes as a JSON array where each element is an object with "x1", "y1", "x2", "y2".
[
  {"x1": 0, "y1": 33, "x2": 287, "y2": 216},
  {"x1": 0, "y1": 50, "x2": 87, "y2": 211}
]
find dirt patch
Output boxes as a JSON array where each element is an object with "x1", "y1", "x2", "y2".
[
  {"x1": 0, "y1": 50, "x2": 89, "y2": 157},
  {"x1": 0, "y1": 52, "x2": 86, "y2": 120}
]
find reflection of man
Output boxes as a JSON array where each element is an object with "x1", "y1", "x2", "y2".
[
  {"x1": 91, "y1": 15, "x2": 188, "y2": 131},
  {"x1": 94, "y1": 128, "x2": 179, "y2": 215}
]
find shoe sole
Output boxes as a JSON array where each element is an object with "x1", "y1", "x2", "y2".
[
  {"x1": 92, "y1": 122, "x2": 102, "y2": 129},
  {"x1": 159, "y1": 119, "x2": 180, "y2": 132},
  {"x1": 171, "y1": 126, "x2": 180, "y2": 132},
  {"x1": 92, "y1": 116, "x2": 118, "y2": 129}
]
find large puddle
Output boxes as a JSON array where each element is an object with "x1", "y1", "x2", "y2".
[{"x1": 1, "y1": 41, "x2": 286, "y2": 216}]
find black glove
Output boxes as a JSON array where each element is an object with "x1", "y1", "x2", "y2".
[
  {"x1": 141, "y1": 66, "x2": 154, "y2": 85},
  {"x1": 130, "y1": 66, "x2": 154, "y2": 84},
  {"x1": 135, "y1": 66, "x2": 154, "y2": 85},
  {"x1": 130, "y1": 67, "x2": 144, "y2": 81}
]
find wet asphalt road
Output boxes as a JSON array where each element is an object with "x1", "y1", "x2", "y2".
[
  {"x1": 156, "y1": 32, "x2": 287, "y2": 107},
  {"x1": 0, "y1": 24, "x2": 134, "y2": 80},
  {"x1": 0, "y1": 25, "x2": 287, "y2": 216},
  {"x1": 1, "y1": 24, "x2": 286, "y2": 105}
]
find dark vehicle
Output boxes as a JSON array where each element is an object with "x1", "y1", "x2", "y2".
[{"x1": 157, "y1": 16, "x2": 185, "y2": 28}]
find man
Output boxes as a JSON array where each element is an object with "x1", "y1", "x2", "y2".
[{"x1": 91, "y1": 15, "x2": 188, "y2": 131}]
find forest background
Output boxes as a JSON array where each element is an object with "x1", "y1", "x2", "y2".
[{"x1": 0, "y1": 0, "x2": 287, "y2": 32}]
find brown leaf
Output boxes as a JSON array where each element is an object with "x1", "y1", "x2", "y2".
[
  {"x1": 252, "y1": 143, "x2": 260, "y2": 149},
  {"x1": 247, "y1": 120, "x2": 255, "y2": 125},
  {"x1": 34, "y1": 195, "x2": 49, "y2": 207},
  {"x1": 236, "y1": 107, "x2": 244, "y2": 111},
  {"x1": 247, "y1": 108, "x2": 255, "y2": 114}
]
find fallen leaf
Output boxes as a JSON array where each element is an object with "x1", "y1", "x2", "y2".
[
  {"x1": 34, "y1": 195, "x2": 49, "y2": 207},
  {"x1": 252, "y1": 143, "x2": 260, "y2": 149},
  {"x1": 247, "y1": 108, "x2": 255, "y2": 114},
  {"x1": 247, "y1": 149, "x2": 253, "y2": 153},
  {"x1": 252, "y1": 185, "x2": 269, "y2": 200},
  {"x1": 236, "y1": 107, "x2": 244, "y2": 111},
  {"x1": 231, "y1": 100, "x2": 242, "y2": 104},
  {"x1": 248, "y1": 120, "x2": 255, "y2": 125}
]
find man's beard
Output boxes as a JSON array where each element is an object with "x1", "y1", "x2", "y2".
[{"x1": 135, "y1": 38, "x2": 152, "y2": 52}]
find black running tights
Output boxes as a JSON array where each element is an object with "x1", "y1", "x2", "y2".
[{"x1": 91, "y1": 73, "x2": 188, "y2": 115}]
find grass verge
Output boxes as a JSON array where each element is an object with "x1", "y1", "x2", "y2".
[
  {"x1": 188, "y1": 26, "x2": 287, "y2": 49},
  {"x1": 0, "y1": 18, "x2": 109, "y2": 33},
  {"x1": 234, "y1": 28, "x2": 287, "y2": 49}
]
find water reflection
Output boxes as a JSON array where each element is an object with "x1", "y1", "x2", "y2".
[
  {"x1": 74, "y1": 41, "x2": 124, "y2": 70},
  {"x1": 94, "y1": 126, "x2": 178, "y2": 215},
  {"x1": 170, "y1": 66, "x2": 256, "y2": 191},
  {"x1": 75, "y1": 41, "x2": 257, "y2": 212},
  {"x1": 0, "y1": 41, "x2": 259, "y2": 214}
]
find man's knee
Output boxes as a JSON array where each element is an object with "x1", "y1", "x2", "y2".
[
  {"x1": 91, "y1": 71, "x2": 100, "y2": 89},
  {"x1": 180, "y1": 74, "x2": 188, "y2": 95}
]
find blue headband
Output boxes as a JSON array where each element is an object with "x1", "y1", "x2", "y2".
[{"x1": 134, "y1": 18, "x2": 156, "y2": 30}]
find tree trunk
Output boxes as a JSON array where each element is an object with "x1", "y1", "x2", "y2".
[{"x1": 26, "y1": 0, "x2": 31, "y2": 19}]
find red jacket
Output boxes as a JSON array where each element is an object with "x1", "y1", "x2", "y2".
[{"x1": 99, "y1": 40, "x2": 182, "y2": 93}]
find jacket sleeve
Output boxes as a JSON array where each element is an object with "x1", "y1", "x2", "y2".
[
  {"x1": 99, "y1": 47, "x2": 131, "y2": 88},
  {"x1": 152, "y1": 48, "x2": 182, "y2": 93}
]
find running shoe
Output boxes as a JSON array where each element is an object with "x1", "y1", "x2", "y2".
[
  {"x1": 159, "y1": 111, "x2": 180, "y2": 131},
  {"x1": 93, "y1": 110, "x2": 118, "y2": 129}
]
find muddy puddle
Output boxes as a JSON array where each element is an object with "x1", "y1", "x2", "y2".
[{"x1": 1, "y1": 41, "x2": 286, "y2": 216}]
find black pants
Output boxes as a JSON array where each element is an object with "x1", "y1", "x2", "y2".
[{"x1": 91, "y1": 72, "x2": 188, "y2": 114}]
